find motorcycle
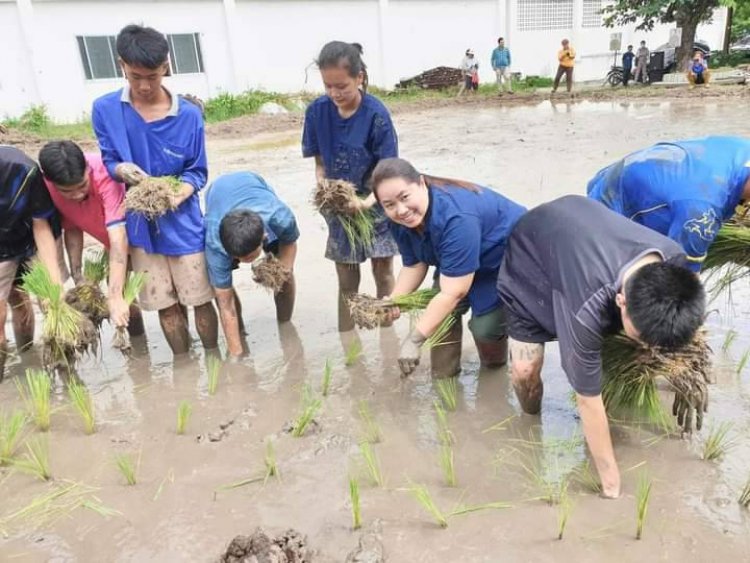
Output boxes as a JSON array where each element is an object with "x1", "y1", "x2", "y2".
[{"x1": 605, "y1": 65, "x2": 624, "y2": 87}]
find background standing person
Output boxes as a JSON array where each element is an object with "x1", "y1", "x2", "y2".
[
  {"x1": 633, "y1": 40, "x2": 649, "y2": 84},
  {"x1": 92, "y1": 24, "x2": 218, "y2": 356},
  {"x1": 302, "y1": 41, "x2": 399, "y2": 332},
  {"x1": 491, "y1": 38, "x2": 513, "y2": 94},
  {"x1": 687, "y1": 51, "x2": 711, "y2": 87},
  {"x1": 551, "y1": 39, "x2": 575, "y2": 94},
  {"x1": 457, "y1": 49, "x2": 479, "y2": 96},
  {"x1": 622, "y1": 45, "x2": 635, "y2": 86}
]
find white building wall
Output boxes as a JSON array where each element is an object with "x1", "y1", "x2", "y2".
[{"x1": 0, "y1": 0, "x2": 728, "y2": 122}]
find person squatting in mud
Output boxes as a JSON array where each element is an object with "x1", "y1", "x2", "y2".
[
  {"x1": 370, "y1": 157, "x2": 526, "y2": 378},
  {"x1": 92, "y1": 24, "x2": 219, "y2": 355},
  {"x1": 0, "y1": 146, "x2": 68, "y2": 380},
  {"x1": 497, "y1": 195, "x2": 706, "y2": 498},
  {"x1": 587, "y1": 136, "x2": 750, "y2": 271},
  {"x1": 302, "y1": 41, "x2": 399, "y2": 332},
  {"x1": 38, "y1": 140, "x2": 145, "y2": 339},
  {"x1": 204, "y1": 171, "x2": 300, "y2": 358}
]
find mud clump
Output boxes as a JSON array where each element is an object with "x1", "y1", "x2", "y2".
[
  {"x1": 64, "y1": 282, "x2": 108, "y2": 329},
  {"x1": 347, "y1": 294, "x2": 391, "y2": 330},
  {"x1": 124, "y1": 176, "x2": 182, "y2": 220},
  {"x1": 221, "y1": 527, "x2": 311, "y2": 563},
  {"x1": 252, "y1": 254, "x2": 292, "y2": 294},
  {"x1": 312, "y1": 179, "x2": 359, "y2": 216}
]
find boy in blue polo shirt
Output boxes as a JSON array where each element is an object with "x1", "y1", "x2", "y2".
[
  {"x1": 587, "y1": 136, "x2": 750, "y2": 271},
  {"x1": 204, "y1": 172, "x2": 299, "y2": 358},
  {"x1": 92, "y1": 24, "x2": 218, "y2": 355}
]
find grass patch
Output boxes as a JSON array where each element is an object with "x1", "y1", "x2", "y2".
[
  {"x1": 359, "y1": 442, "x2": 384, "y2": 487},
  {"x1": 357, "y1": 400, "x2": 381, "y2": 443},
  {"x1": 1, "y1": 105, "x2": 93, "y2": 140},
  {"x1": 291, "y1": 385, "x2": 322, "y2": 438},
  {"x1": 204, "y1": 90, "x2": 297, "y2": 122},
  {"x1": 114, "y1": 452, "x2": 138, "y2": 486},
  {"x1": 410, "y1": 483, "x2": 447, "y2": 528},
  {"x1": 434, "y1": 377, "x2": 458, "y2": 412},
  {"x1": 0, "y1": 411, "x2": 27, "y2": 465},
  {"x1": 702, "y1": 421, "x2": 734, "y2": 461},
  {"x1": 176, "y1": 401, "x2": 192, "y2": 435},
  {"x1": 17, "y1": 369, "x2": 52, "y2": 432},
  {"x1": 321, "y1": 359, "x2": 333, "y2": 397},
  {"x1": 350, "y1": 477, "x2": 362, "y2": 530},
  {"x1": 67, "y1": 380, "x2": 95, "y2": 434},
  {"x1": 635, "y1": 470, "x2": 653, "y2": 540},
  {"x1": 14, "y1": 436, "x2": 51, "y2": 481},
  {"x1": 206, "y1": 355, "x2": 222, "y2": 396}
]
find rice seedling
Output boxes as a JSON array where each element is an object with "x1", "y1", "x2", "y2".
[
  {"x1": 556, "y1": 483, "x2": 572, "y2": 540},
  {"x1": 344, "y1": 339, "x2": 362, "y2": 366},
  {"x1": 206, "y1": 355, "x2": 222, "y2": 396},
  {"x1": 448, "y1": 501, "x2": 512, "y2": 517},
  {"x1": 82, "y1": 250, "x2": 109, "y2": 284},
  {"x1": 176, "y1": 401, "x2": 192, "y2": 435},
  {"x1": 312, "y1": 179, "x2": 375, "y2": 257},
  {"x1": 358, "y1": 400, "x2": 381, "y2": 443},
  {"x1": 722, "y1": 329, "x2": 738, "y2": 352},
  {"x1": 439, "y1": 441, "x2": 457, "y2": 487},
  {"x1": 434, "y1": 377, "x2": 458, "y2": 412},
  {"x1": 291, "y1": 385, "x2": 322, "y2": 438},
  {"x1": 434, "y1": 401, "x2": 453, "y2": 445},
  {"x1": 347, "y1": 288, "x2": 439, "y2": 329},
  {"x1": 114, "y1": 452, "x2": 138, "y2": 486},
  {"x1": 251, "y1": 253, "x2": 292, "y2": 294},
  {"x1": 516, "y1": 436, "x2": 577, "y2": 505},
  {"x1": 423, "y1": 315, "x2": 458, "y2": 350},
  {"x1": 739, "y1": 476, "x2": 750, "y2": 508},
  {"x1": 339, "y1": 211, "x2": 375, "y2": 258},
  {"x1": 153, "y1": 469, "x2": 175, "y2": 501},
  {"x1": 350, "y1": 477, "x2": 362, "y2": 530},
  {"x1": 409, "y1": 483, "x2": 448, "y2": 528},
  {"x1": 0, "y1": 411, "x2": 27, "y2": 465},
  {"x1": 264, "y1": 438, "x2": 279, "y2": 482},
  {"x1": 701, "y1": 421, "x2": 734, "y2": 461},
  {"x1": 113, "y1": 272, "x2": 148, "y2": 353},
  {"x1": 321, "y1": 359, "x2": 333, "y2": 397},
  {"x1": 573, "y1": 460, "x2": 602, "y2": 494},
  {"x1": 17, "y1": 369, "x2": 51, "y2": 432},
  {"x1": 635, "y1": 470, "x2": 653, "y2": 540},
  {"x1": 14, "y1": 436, "x2": 51, "y2": 481},
  {"x1": 737, "y1": 349, "x2": 750, "y2": 374},
  {"x1": 359, "y1": 441, "x2": 384, "y2": 487},
  {"x1": 124, "y1": 176, "x2": 182, "y2": 220},
  {"x1": 67, "y1": 380, "x2": 95, "y2": 434}
]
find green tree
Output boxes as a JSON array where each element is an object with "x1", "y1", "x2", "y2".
[
  {"x1": 602, "y1": 0, "x2": 722, "y2": 70},
  {"x1": 730, "y1": 0, "x2": 750, "y2": 41}
]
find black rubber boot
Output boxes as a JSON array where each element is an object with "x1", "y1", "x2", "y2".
[
  {"x1": 430, "y1": 320, "x2": 463, "y2": 379},
  {"x1": 473, "y1": 335, "x2": 508, "y2": 368}
]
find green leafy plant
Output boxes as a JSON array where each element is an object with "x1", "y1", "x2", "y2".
[
  {"x1": 17, "y1": 369, "x2": 52, "y2": 432},
  {"x1": 176, "y1": 401, "x2": 192, "y2": 435},
  {"x1": 114, "y1": 452, "x2": 138, "y2": 486},
  {"x1": 291, "y1": 385, "x2": 322, "y2": 438},
  {"x1": 635, "y1": 470, "x2": 653, "y2": 540},
  {"x1": 206, "y1": 355, "x2": 222, "y2": 396},
  {"x1": 702, "y1": 421, "x2": 735, "y2": 461},
  {"x1": 0, "y1": 411, "x2": 27, "y2": 465},
  {"x1": 14, "y1": 436, "x2": 51, "y2": 481},
  {"x1": 359, "y1": 442, "x2": 384, "y2": 487},
  {"x1": 350, "y1": 477, "x2": 362, "y2": 530},
  {"x1": 358, "y1": 400, "x2": 381, "y2": 443},
  {"x1": 67, "y1": 380, "x2": 96, "y2": 434},
  {"x1": 434, "y1": 377, "x2": 458, "y2": 412},
  {"x1": 321, "y1": 359, "x2": 333, "y2": 397},
  {"x1": 410, "y1": 483, "x2": 447, "y2": 528}
]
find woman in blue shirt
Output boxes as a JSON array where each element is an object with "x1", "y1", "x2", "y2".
[
  {"x1": 371, "y1": 157, "x2": 526, "y2": 378},
  {"x1": 302, "y1": 41, "x2": 399, "y2": 332}
]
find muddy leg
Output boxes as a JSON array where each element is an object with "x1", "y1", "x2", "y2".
[
  {"x1": 194, "y1": 301, "x2": 219, "y2": 350},
  {"x1": 158, "y1": 303, "x2": 191, "y2": 355},
  {"x1": 127, "y1": 302, "x2": 145, "y2": 337},
  {"x1": 274, "y1": 273, "x2": 296, "y2": 323},
  {"x1": 8, "y1": 287, "x2": 34, "y2": 351},
  {"x1": 509, "y1": 339, "x2": 544, "y2": 414},
  {"x1": 232, "y1": 288, "x2": 247, "y2": 336},
  {"x1": 431, "y1": 320, "x2": 463, "y2": 379},
  {"x1": 335, "y1": 263, "x2": 361, "y2": 332}
]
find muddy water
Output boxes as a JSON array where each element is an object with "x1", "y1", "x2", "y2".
[{"x1": 2, "y1": 98, "x2": 750, "y2": 562}]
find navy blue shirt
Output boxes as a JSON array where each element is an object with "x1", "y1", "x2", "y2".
[
  {"x1": 302, "y1": 93, "x2": 398, "y2": 194},
  {"x1": 391, "y1": 183, "x2": 526, "y2": 315},
  {"x1": 622, "y1": 51, "x2": 635, "y2": 68},
  {"x1": 588, "y1": 136, "x2": 750, "y2": 272}
]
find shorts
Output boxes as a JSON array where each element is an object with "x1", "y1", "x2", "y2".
[
  {"x1": 505, "y1": 305, "x2": 555, "y2": 344},
  {"x1": 323, "y1": 205, "x2": 399, "y2": 264},
  {"x1": 130, "y1": 247, "x2": 214, "y2": 311},
  {"x1": 0, "y1": 238, "x2": 70, "y2": 301}
]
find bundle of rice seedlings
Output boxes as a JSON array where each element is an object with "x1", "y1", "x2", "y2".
[
  {"x1": 347, "y1": 288, "x2": 439, "y2": 330},
  {"x1": 124, "y1": 176, "x2": 182, "y2": 220},
  {"x1": 703, "y1": 218, "x2": 750, "y2": 294},
  {"x1": 13, "y1": 436, "x2": 51, "y2": 481},
  {"x1": 65, "y1": 283, "x2": 108, "y2": 329},
  {"x1": 67, "y1": 380, "x2": 96, "y2": 435},
  {"x1": 252, "y1": 254, "x2": 291, "y2": 294},
  {"x1": 112, "y1": 272, "x2": 147, "y2": 353},
  {"x1": 82, "y1": 250, "x2": 109, "y2": 285},
  {"x1": 312, "y1": 179, "x2": 375, "y2": 257},
  {"x1": 291, "y1": 385, "x2": 322, "y2": 438},
  {"x1": 0, "y1": 411, "x2": 27, "y2": 465},
  {"x1": 22, "y1": 262, "x2": 96, "y2": 370},
  {"x1": 16, "y1": 369, "x2": 51, "y2": 432},
  {"x1": 409, "y1": 483, "x2": 447, "y2": 528},
  {"x1": 601, "y1": 330, "x2": 711, "y2": 434},
  {"x1": 349, "y1": 477, "x2": 362, "y2": 530}
]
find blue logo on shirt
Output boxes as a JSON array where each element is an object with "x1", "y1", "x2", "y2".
[{"x1": 683, "y1": 208, "x2": 717, "y2": 241}]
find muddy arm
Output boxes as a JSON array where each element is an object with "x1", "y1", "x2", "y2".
[
  {"x1": 391, "y1": 263, "x2": 428, "y2": 298},
  {"x1": 215, "y1": 286, "x2": 244, "y2": 357},
  {"x1": 414, "y1": 272, "x2": 472, "y2": 339},
  {"x1": 576, "y1": 393, "x2": 621, "y2": 498},
  {"x1": 63, "y1": 227, "x2": 84, "y2": 284},
  {"x1": 107, "y1": 225, "x2": 129, "y2": 327}
]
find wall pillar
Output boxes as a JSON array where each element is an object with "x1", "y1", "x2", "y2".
[
  {"x1": 221, "y1": 0, "x2": 240, "y2": 92},
  {"x1": 15, "y1": 0, "x2": 42, "y2": 105}
]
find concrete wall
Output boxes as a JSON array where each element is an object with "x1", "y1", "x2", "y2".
[{"x1": 0, "y1": 0, "x2": 728, "y2": 122}]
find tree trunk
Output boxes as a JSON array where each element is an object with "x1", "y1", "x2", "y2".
[
  {"x1": 676, "y1": 18, "x2": 699, "y2": 72},
  {"x1": 724, "y1": 6, "x2": 733, "y2": 53}
]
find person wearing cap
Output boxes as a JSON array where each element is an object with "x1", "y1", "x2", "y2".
[
  {"x1": 458, "y1": 49, "x2": 479, "y2": 96},
  {"x1": 551, "y1": 39, "x2": 576, "y2": 94}
]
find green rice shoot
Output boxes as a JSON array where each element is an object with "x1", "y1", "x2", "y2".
[
  {"x1": 339, "y1": 211, "x2": 375, "y2": 258},
  {"x1": 702, "y1": 421, "x2": 735, "y2": 461},
  {"x1": 264, "y1": 438, "x2": 279, "y2": 482},
  {"x1": 434, "y1": 401, "x2": 454, "y2": 446},
  {"x1": 359, "y1": 441, "x2": 384, "y2": 487},
  {"x1": 722, "y1": 329, "x2": 738, "y2": 353},
  {"x1": 439, "y1": 441, "x2": 457, "y2": 487},
  {"x1": 321, "y1": 359, "x2": 333, "y2": 397},
  {"x1": 206, "y1": 355, "x2": 222, "y2": 396},
  {"x1": 737, "y1": 349, "x2": 750, "y2": 374},
  {"x1": 14, "y1": 435, "x2": 51, "y2": 481},
  {"x1": 556, "y1": 481, "x2": 572, "y2": 540},
  {"x1": 358, "y1": 400, "x2": 381, "y2": 443},
  {"x1": 739, "y1": 476, "x2": 750, "y2": 508},
  {"x1": 67, "y1": 380, "x2": 96, "y2": 434},
  {"x1": 448, "y1": 501, "x2": 512, "y2": 517},
  {"x1": 0, "y1": 411, "x2": 27, "y2": 465},
  {"x1": 423, "y1": 315, "x2": 457, "y2": 350},
  {"x1": 434, "y1": 377, "x2": 458, "y2": 412},
  {"x1": 291, "y1": 385, "x2": 322, "y2": 438},
  {"x1": 176, "y1": 401, "x2": 192, "y2": 435},
  {"x1": 114, "y1": 452, "x2": 138, "y2": 486},
  {"x1": 635, "y1": 470, "x2": 653, "y2": 540},
  {"x1": 123, "y1": 272, "x2": 148, "y2": 305},
  {"x1": 350, "y1": 476, "x2": 362, "y2": 530},
  {"x1": 17, "y1": 369, "x2": 51, "y2": 432},
  {"x1": 573, "y1": 460, "x2": 602, "y2": 494},
  {"x1": 345, "y1": 339, "x2": 362, "y2": 366},
  {"x1": 703, "y1": 221, "x2": 750, "y2": 295},
  {"x1": 409, "y1": 482, "x2": 447, "y2": 528},
  {"x1": 83, "y1": 250, "x2": 109, "y2": 284}
]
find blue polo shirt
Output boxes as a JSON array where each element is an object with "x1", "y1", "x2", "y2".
[
  {"x1": 390, "y1": 183, "x2": 526, "y2": 315},
  {"x1": 587, "y1": 136, "x2": 750, "y2": 272},
  {"x1": 92, "y1": 86, "x2": 208, "y2": 256},
  {"x1": 204, "y1": 172, "x2": 299, "y2": 289},
  {"x1": 301, "y1": 93, "x2": 398, "y2": 194}
]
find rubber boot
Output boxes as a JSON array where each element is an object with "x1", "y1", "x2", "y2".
[
  {"x1": 473, "y1": 335, "x2": 508, "y2": 368},
  {"x1": 430, "y1": 320, "x2": 463, "y2": 379}
]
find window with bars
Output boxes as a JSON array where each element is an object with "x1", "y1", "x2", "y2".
[
  {"x1": 77, "y1": 33, "x2": 204, "y2": 80},
  {"x1": 582, "y1": 0, "x2": 603, "y2": 28},
  {"x1": 517, "y1": 0, "x2": 574, "y2": 31}
]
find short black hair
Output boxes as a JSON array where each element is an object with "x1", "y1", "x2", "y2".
[
  {"x1": 219, "y1": 209, "x2": 264, "y2": 257},
  {"x1": 38, "y1": 140, "x2": 86, "y2": 186},
  {"x1": 625, "y1": 262, "x2": 705, "y2": 350},
  {"x1": 116, "y1": 24, "x2": 169, "y2": 68},
  {"x1": 498, "y1": 37, "x2": 504, "y2": 43}
]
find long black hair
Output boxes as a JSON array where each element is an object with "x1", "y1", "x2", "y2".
[
  {"x1": 316, "y1": 41, "x2": 369, "y2": 93},
  {"x1": 370, "y1": 158, "x2": 481, "y2": 201}
]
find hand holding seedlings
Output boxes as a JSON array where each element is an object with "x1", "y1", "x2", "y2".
[
  {"x1": 169, "y1": 182, "x2": 195, "y2": 209},
  {"x1": 398, "y1": 329, "x2": 426, "y2": 376},
  {"x1": 115, "y1": 162, "x2": 148, "y2": 185}
]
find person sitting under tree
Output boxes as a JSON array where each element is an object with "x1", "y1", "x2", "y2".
[{"x1": 687, "y1": 51, "x2": 711, "y2": 88}]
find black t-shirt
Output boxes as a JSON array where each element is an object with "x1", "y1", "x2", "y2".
[
  {"x1": 0, "y1": 146, "x2": 56, "y2": 261},
  {"x1": 497, "y1": 195, "x2": 688, "y2": 396}
]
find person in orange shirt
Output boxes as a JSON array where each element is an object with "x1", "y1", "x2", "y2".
[{"x1": 552, "y1": 39, "x2": 576, "y2": 94}]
